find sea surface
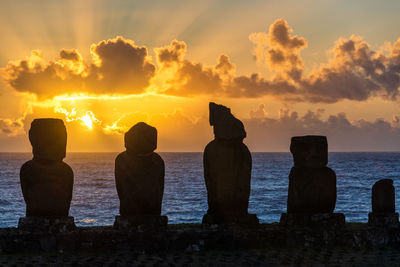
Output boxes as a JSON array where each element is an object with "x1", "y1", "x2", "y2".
[{"x1": 0, "y1": 152, "x2": 399, "y2": 227}]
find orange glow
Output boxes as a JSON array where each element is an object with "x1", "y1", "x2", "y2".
[{"x1": 54, "y1": 106, "x2": 101, "y2": 130}]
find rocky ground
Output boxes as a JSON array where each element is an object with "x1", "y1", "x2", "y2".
[{"x1": 1, "y1": 246, "x2": 400, "y2": 266}]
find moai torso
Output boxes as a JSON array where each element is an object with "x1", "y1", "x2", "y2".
[
  {"x1": 204, "y1": 139, "x2": 251, "y2": 216},
  {"x1": 287, "y1": 136, "x2": 336, "y2": 213},
  {"x1": 20, "y1": 119, "x2": 73, "y2": 216},
  {"x1": 204, "y1": 103, "x2": 251, "y2": 217},
  {"x1": 115, "y1": 122, "x2": 165, "y2": 216}
]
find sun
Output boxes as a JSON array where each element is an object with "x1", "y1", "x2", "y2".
[
  {"x1": 78, "y1": 111, "x2": 101, "y2": 130},
  {"x1": 81, "y1": 114, "x2": 93, "y2": 130},
  {"x1": 54, "y1": 106, "x2": 101, "y2": 130}
]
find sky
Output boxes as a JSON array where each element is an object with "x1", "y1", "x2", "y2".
[{"x1": 0, "y1": 0, "x2": 400, "y2": 152}]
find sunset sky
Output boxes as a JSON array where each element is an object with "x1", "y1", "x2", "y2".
[{"x1": 1, "y1": 0, "x2": 400, "y2": 152}]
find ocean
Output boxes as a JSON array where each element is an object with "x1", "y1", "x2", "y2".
[{"x1": 0, "y1": 152, "x2": 399, "y2": 227}]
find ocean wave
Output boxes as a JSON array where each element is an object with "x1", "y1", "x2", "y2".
[{"x1": 0, "y1": 199, "x2": 11, "y2": 205}]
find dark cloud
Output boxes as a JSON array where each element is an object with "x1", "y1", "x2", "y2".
[
  {"x1": 228, "y1": 73, "x2": 297, "y2": 98},
  {"x1": 59, "y1": 49, "x2": 82, "y2": 61},
  {"x1": 244, "y1": 109, "x2": 400, "y2": 152}
]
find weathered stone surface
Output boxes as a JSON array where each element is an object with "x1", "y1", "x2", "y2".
[
  {"x1": 21, "y1": 149, "x2": 73, "y2": 216},
  {"x1": 287, "y1": 167, "x2": 336, "y2": 213},
  {"x1": 368, "y1": 212, "x2": 399, "y2": 228},
  {"x1": 290, "y1": 135, "x2": 328, "y2": 168},
  {"x1": 209, "y1": 102, "x2": 246, "y2": 140},
  {"x1": 113, "y1": 215, "x2": 168, "y2": 230},
  {"x1": 280, "y1": 213, "x2": 345, "y2": 227},
  {"x1": 372, "y1": 179, "x2": 395, "y2": 213},
  {"x1": 203, "y1": 103, "x2": 256, "y2": 224},
  {"x1": 29, "y1": 118, "x2": 67, "y2": 162},
  {"x1": 18, "y1": 216, "x2": 76, "y2": 233},
  {"x1": 116, "y1": 123, "x2": 165, "y2": 217},
  {"x1": 124, "y1": 122, "x2": 157, "y2": 154}
]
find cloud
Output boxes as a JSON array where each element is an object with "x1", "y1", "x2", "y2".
[
  {"x1": 154, "y1": 19, "x2": 400, "y2": 103},
  {"x1": 248, "y1": 19, "x2": 400, "y2": 103},
  {"x1": 249, "y1": 18, "x2": 307, "y2": 81},
  {"x1": 3, "y1": 37, "x2": 155, "y2": 98},
  {"x1": 298, "y1": 35, "x2": 400, "y2": 102},
  {"x1": 249, "y1": 104, "x2": 267, "y2": 119},
  {"x1": 0, "y1": 118, "x2": 24, "y2": 136},
  {"x1": 2, "y1": 20, "x2": 400, "y2": 103},
  {"x1": 244, "y1": 109, "x2": 400, "y2": 152},
  {"x1": 154, "y1": 40, "x2": 226, "y2": 96}
]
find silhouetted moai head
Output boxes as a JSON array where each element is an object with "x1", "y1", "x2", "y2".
[
  {"x1": 115, "y1": 122, "x2": 165, "y2": 217},
  {"x1": 125, "y1": 122, "x2": 157, "y2": 155},
  {"x1": 290, "y1": 135, "x2": 327, "y2": 168},
  {"x1": 287, "y1": 135, "x2": 336, "y2": 214},
  {"x1": 29, "y1": 118, "x2": 67, "y2": 162},
  {"x1": 209, "y1": 102, "x2": 246, "y2": 142},
  {"x1": 372, "y1": 179, "x2": 395, "y2": 213},
  {"x1": 20, "y1": 118, "x2": 73, "y2": 217},
  {"x1": 203, "y1": 102, "x2": 256, "y2": 224}
]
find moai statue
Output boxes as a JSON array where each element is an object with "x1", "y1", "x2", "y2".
[
  {"x1": 19, "y1": 118, "x2": 75, "y2": 232},
  {"x1": 114, "y1": 122, "x2": 167, "y2": 229},
  {"x1": 202, "y1": 102, "x2": 258, "y2": 225},
  {"x1": 280, "y1": 136, "x2": 344, "y2": 227},
  {"x1": 368, "y1": 179, "x2": 399, "y2": 227}
]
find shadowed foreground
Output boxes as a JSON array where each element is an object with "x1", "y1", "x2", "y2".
[
  {"x1": 1, "y1": 223, "x2": 400, "y2": 266},
  {"x1": 1, "y1": 246, "x2": 400, "y2": 266}
]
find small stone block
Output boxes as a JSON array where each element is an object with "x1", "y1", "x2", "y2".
[
  {"x1": 279, "y1": 213, "x2": 345, "y2": 227},
  {"x1": 202, "y1": 213, "x2": 259, "y2": 226},
  {"x1": 368, "y1": 212, "x2": 399, "y2": 228},
  {"x1": 18, "y1": 216, "x2": 76, "y2": 233},
  {"x1": 113, "y1": 215, "x2": 168, "y2": 230}
]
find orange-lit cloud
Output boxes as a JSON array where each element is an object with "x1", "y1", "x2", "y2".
[
  {"x1": 248, "y1": 19, "x2": 400, "y2": 103},
  {"x1": 249, "y1": 18, "x2": 307, "y2": 81},
  {"x1": 3, "y1": 20, "x2": 400, "y2": 103},
  {"x1": 154, "y1": 40, "x2": 226, "y2": 96},
  {"x1": 0, "y1": 118, "x2": 24, "y2": 136},
  {"x1": 3, "y1": 37, "x2": 155, "y2": 98}
]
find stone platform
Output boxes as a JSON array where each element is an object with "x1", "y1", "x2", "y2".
[
  {"x1": 2, "y1": 222, "x2": 400, "y2": 255},
  {"x1": 279, "y1": 213, "x2": 345, "y2": 227},
  {"x1": 202, "y1": 213, "x2": 259, "y2": 226},
  {"x1": 18, "y1": 216, "x2": 76, "y2": 233},
  {"x1": 113, "y1": 215, "x2": 168, "y2": 230},
  {"x1": 368, "y1": 212, "x2": 399, "y2": 228}
]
